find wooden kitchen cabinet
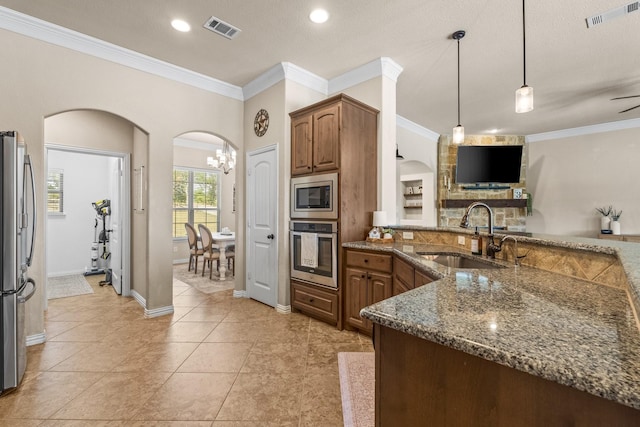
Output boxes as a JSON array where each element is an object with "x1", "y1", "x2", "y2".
[
  {"x1": 393, "y1": 256, "x2": 436, "y2": 296},
  {"x1": 290, "y1": 94, "x2": 377, "y2": 177},
  {"x1": 291, "y1": 280, "x2": 339, "y2": 325},
  {"x1": 344, "y1": 250, "x2": 392, "y2": 334}
]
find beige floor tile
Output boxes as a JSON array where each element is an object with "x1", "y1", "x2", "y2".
[
  {"x1": 222, "y1": 300, "x2": 279, "y2": 323},
  {"x1": 115, "y1": 342, "x2": 199, "y2": 372},
  {"x1": 26, "y1": 341, "x2": 89, "y2": 372},
  {"x1": 47, "y1": 321, "x2": 129, "y2": 342},
  {"x1": 0, "y1": 420, "x2": 46, "y2": 427},
  {"x1": 212, "y1": 422, "x2": 297, "y2": 427},
  {"x1": 306, "y1": 341, "x2": 363, "y2": 375},
  {"x1": 172, "y1": 294, "x2": 209, "y2": 308},
  {"x1": 41, "y1": 421, "x2": 125, "y2": 426},
  {"x1": 308, "y1": 318, "x2": 361, "y2": 344},
  {"x1": 48, "y1": 341, "x2": 144, "y2": 372},
  {"x1": 299, "y1": 371, "x2": 344, "y2": 427},
  {"x1": 50, "y1": 372, "x2": 171, "y2": 420},
  {"x1": 178, "y1": 342, "x2": 252, "y2": 373},
  {"x1": 0, "y1": 371, "x2": 104, "y2": 419},
  {"x1": 178, "y1": 305, "x2": 231, "y2": 322},
  {"x1": 152, "y1": 321, "x2": 218, "y2": 343},
  {"x1": 101, "y1": 321, "x2": 174, "y2": 345},
  {"x1": 124, "y1": 422, "x2": 211, "y2": 427},
  {"x1": 240, "y1": 341, "x2": 308, "y2": 375},
  {"x1": 215, "y1": 372, "x2": 304, "y2": 422},
  {"x1": 203, "y1": 321, "x2": 265, "y2": 343},
  {"x1": 44, "y1": 321, "x2": 83, "y2": 339},
  {"x1": 131, "y1": 372, "x2": 236, "y2": 421}
]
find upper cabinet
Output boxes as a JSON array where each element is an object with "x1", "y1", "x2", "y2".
[{"x1": 290, "y1": 94, "x2": 377, "y2": 177}]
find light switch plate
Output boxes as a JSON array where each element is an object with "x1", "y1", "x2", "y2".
[
  {"x1": 402, "y1": 231, "x2": 414, "y2": 240},
  {"x1": 458, "y1": 236, "x2": 465, "y2": 245},
  {"x1": 403, "y1": 245, "x2": 414, "y2": 253}
]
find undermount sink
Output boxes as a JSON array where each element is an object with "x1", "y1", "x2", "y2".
[{"x1": 417, "y1": 252, "x2": 506, "y2": 270}]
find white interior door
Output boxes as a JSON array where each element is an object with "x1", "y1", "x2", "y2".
[
  {"x1": 109, "y1": 157, "x2": 122, "y2": 294},
  {"x1": 246, "y1": 145, "x2": 278, "y2": 307}
]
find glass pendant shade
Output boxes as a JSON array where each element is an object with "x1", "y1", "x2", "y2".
[
  {"x1": 207, "y1": 141, "x2": 237, "y2": 174},
  {"x1": 515, "y1": 85, "x2": 534, "y2": 113},
  {"x1": 452, "y1": 125, "x2": 464, "y2": 144}
]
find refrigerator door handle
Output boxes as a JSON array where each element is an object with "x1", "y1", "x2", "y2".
[
  {"x1": 17, "y1": 278, "x2": 36, "y2": 303},
  {"x1": 23, "y1": 154, "x2": 36, "y2": 267}
]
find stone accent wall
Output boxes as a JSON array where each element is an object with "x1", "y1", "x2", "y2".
[
  {"x1": 393, "y1": 229, "x2": 628, "y2": 290},
  {"x1": 438, "y1": 134, "x2": 527, "y2": 230}
]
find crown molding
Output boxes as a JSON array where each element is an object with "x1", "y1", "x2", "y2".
[
  {"x1": 396, "y1": 115, "x2": 440, "y2": 141},
  {"x1": 243, "y1": 62, "x2": 327, "y2": 100},
  {"x1": 526, "y1": 118, "x2": 640, "y2": 143},
  {"x1": 0, "y1": 6, "x2": 244, "y2": 100},
  {"x1": 329, "y1": 57, "x2": 404, "y2": 94}
]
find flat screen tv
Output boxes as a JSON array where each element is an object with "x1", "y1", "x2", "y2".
[{"x1": 455, "y1": 145, "x2": 523, "y2": 184}]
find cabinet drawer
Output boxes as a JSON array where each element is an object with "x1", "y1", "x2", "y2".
[
  {"x1": 394, "y1": 256, "x2": 415, "y2": 289},
  {"x1": 346, "y1": 250, "x2": 392, "y2": 273},
  {"x1": 291, "y1": 281, "x2": 338, "y2": 323}
]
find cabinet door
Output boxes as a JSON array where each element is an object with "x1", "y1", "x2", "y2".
[
  {"x1": 393, "y1": 276, "x2": 413, "y2": 296},
  {"x1": 313, "y1": 104, "x2": 340, "y2": 173},
  {"x1": 369, "y1": 272, "x2": 393, "y2": 305},
  {"x1": 415, "y1": 270, "x2": 434, "y2": 288},
  {"x1": 345, "y1": 267, "x2": 369, "y2": 330},
  {"x1": 291, "y1": 114, "x2": 313, "y2": 176}
]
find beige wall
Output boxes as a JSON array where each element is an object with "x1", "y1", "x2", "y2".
[
  {"x1": 527, "y1": 127, "x2": 640, "y2": 236},
  {"x1": 0, "y1": 29, "x2": 243, "y2": 336}
]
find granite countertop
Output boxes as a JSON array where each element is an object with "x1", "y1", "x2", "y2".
[{"x1": 348, "y1": 239, "x2": 640, "y2": 410}]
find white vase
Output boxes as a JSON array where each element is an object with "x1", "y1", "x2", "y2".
[
  {"x1": 600, "y1": 216, "x2": 611, "y2": 232},
  {"x1": 611, "y1": 220, "x2": 621, "y2": 235}
]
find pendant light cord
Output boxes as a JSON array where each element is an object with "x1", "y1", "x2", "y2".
[
  {"x1": 457, "y1": 37, "x2": 461, "y2": 126},
  {"x1": 522, "y1": 0, "x2": 527, "y2": 86}
]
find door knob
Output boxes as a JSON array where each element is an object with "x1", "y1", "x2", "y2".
[{"x1": 267, "y1": 234, "x2": 274, "y2": 239}]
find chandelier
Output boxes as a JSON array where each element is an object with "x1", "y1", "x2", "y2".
[{"x1": 207, "y1": 141, "x2": 236, "y2": 174}]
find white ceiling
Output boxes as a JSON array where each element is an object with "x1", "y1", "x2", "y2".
[{"x1": 2, "y1": 0, "x2": 639, "y2": 136}]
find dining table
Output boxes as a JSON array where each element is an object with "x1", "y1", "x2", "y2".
[{"x1": 211, "y1": 231, "x2": 235, "y2": 280}]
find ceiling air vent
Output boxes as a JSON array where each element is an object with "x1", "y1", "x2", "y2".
[
  {"x1": 203, "y1": 16, "x2": 241, "y2": 39},
  {"x1": 586, "y1": 1, "x2": 639, "y2": 28}
]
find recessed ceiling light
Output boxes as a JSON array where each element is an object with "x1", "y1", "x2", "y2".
[
  {"x1": 171, "y1": 19, "x2": 191, "y2": 32},
  {"x1": 309, "y1": 9, "x2": 329, "y2": 24}
]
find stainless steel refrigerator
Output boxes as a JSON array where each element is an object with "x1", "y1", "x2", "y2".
[{"x1": 1, "y1": 131, "x2": 36, "y2": 396}]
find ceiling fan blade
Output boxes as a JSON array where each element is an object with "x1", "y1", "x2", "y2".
[
  {"x1": 611, "y1": 95, "x2": 640, "y2": 100},
  {"x1": 618, "y1": 104, "x2": 640, "y2": 113}
]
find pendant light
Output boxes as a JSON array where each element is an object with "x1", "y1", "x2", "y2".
[
  {"x1": 515, "y1": 0, "x2": 534, "y2": 113},
  {"x1": 452, "y1": 30, "x2": 465, "y2": 144}
]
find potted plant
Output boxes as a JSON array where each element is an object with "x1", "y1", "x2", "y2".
[
  {"x1": 611, "y1": 209, "x2": 622, "y2": 235},
  {"x1": 382, "y1": 228, "x2": 395, "y2": 240},
  {"x1": 596, "y1": 206, "x2": 612, "y2": 232}
]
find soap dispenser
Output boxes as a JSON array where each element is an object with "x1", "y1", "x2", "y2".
[{"x1": 471, "y1": 227, "x2": 483, "y2": 255}]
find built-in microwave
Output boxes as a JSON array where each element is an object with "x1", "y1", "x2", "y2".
[{"x1": 290, "y1": 172, "x2": 338, "y2": 219}]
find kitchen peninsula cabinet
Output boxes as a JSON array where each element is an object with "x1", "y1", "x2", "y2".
[
  {"x1": 290, "y1": 94, "x2": 378, "y2": 177},
  {"x1": 344, "y1": 249, "x2": 392, "y2": 335}
]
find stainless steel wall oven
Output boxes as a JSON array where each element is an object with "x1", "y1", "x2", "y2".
[{"x1": 290, "y1": 221, "x2": 338, "y2": 289}]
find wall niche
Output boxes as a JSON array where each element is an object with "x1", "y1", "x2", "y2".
[{"x1": 438, "y1": 135, "x2": 527, "y2": 231}]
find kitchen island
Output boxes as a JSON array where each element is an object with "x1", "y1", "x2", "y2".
[{"x1": 348, "y1": 230, "x2": 640, "y2": 425}]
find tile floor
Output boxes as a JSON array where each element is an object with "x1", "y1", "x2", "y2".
[{"x1": 1, "y1": 270, "x2": 373, "y2": 426}]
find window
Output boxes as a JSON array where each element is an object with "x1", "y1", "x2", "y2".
[
  {"x1": 173, "y1": 167, "x2": 220, "y2": 238},
  {"x1": 47, "y1": 169, "x2": 64, "y2": 214}
]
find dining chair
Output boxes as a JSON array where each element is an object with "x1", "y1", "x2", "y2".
[
  {"x1": 225, "y1": 244, "x2": 235, "y2": 276},
  {"x1": 184, "y1": 223, "x2": 203, "y2": 274},
  {"x1": 198, "y1": 224, "x2": 221, "y2": 279}
]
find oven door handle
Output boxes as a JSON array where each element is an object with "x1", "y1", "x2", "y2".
[{"x1": 291, "y1": 231, "x2": 336, "y2": 239}]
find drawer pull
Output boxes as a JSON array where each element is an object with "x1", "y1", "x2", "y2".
[
  {"x1": 364, "y1": 259, "x2": 369, "y2": 263},
  {"x1": 309, "y1": 298, "x2": 315, "y2": 303}
]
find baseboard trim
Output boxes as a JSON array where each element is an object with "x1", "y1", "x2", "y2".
[
  {"x1": 131, "y1": 289, "x2": 146, "y2": 308},
  {"x1": 276, "y1": 304, "x2": 291, "y2": 314},
  {"x1": 26, "y1": 332, "x2": 46, "y2": 346},
  {"x1": 144, "y1": 305, "x2": 174, "y2": 318},
  {"x1": 233, "y1": 290, "x2": 247, "y2": 298}
]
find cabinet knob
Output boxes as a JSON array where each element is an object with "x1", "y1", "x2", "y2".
[
  {"x1": 364, "y1": 259, "x2": 369, "y2": 263},
  {"x1": 307, "y1": 166, "x2": 311, "y2": 169},
  {"x1": 309, "y1": 298, "x2": 315, "y2": 303},
  {"x1": 361, "y1": 274, "x2": 365, "y2": 278}
]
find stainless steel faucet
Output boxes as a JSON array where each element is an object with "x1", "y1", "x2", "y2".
[{"x1": 459, "y1": 201, "x2": 501, "y2": 258}]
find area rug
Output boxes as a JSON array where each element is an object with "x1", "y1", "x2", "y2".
[
  {"x1": 338, "y1": 352, "x2": 375, "y2": 427},
  {"x1": 47, "y1": 274, "x2": 94, "y2": 300},
  {"x1": 173, "y1": 263, "x2": 235, "y2": 294}
]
